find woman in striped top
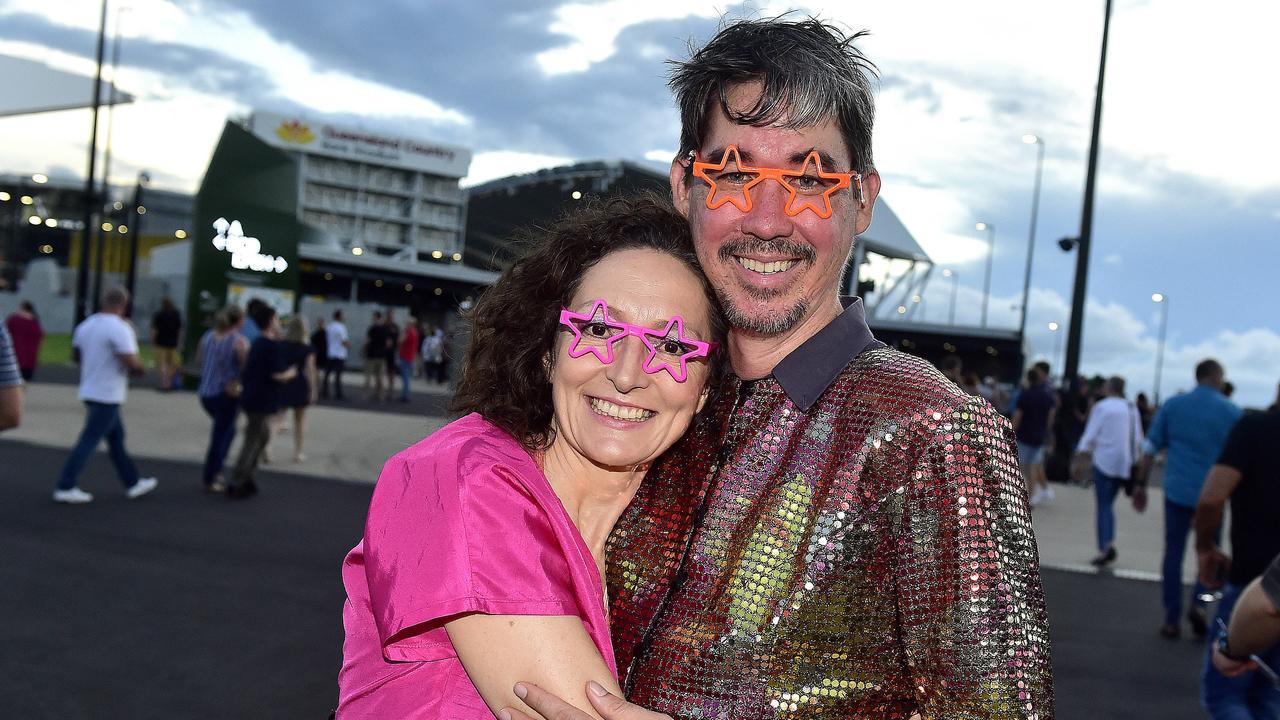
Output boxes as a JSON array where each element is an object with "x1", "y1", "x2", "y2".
[{"x1": 196, "y1": 304, "x2": 250, "y2": 493}]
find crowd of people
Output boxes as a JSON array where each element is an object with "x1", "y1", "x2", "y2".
[{"x1": 941, "y1": 350, "x2": 1280, "y2": 717}]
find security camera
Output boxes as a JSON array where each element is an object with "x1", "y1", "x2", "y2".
[{"x1": 1058, "y1": 236, "x2": 1078, "y2": 252}]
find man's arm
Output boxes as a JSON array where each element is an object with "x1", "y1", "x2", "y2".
[
  {"x1": 0, "y1": 326, "x2": 23, "y2": 430},
  {"x1": 444, "y1": 613, "x2": 623, "y2": 720},
  {"x1": 1010, "y1": 407, "x2": 1024, "y2": 433},
  {"x1": 1194, "y1": 464, "x2": 1242, "y2": 588},
  {"x1": 898, "y1": 397, "x2": 1054, "y2": 717},
  {"x1": 1226, "y1": 571, "x2": 1280, "y2": 656},
  {"x1": 118, "y1": 352, "x2": 145, "y2": 377}
]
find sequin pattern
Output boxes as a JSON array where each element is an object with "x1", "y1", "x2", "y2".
[{"x1": 606, "y1": 347, "x2": 1054, "y2": 719}]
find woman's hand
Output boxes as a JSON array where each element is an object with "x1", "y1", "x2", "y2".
[{"x1": 500, "y1": 682, "x2": 673, "y2": 720}]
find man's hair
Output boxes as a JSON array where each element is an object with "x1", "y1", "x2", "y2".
[
  {"x1": 1026, "y1": 367, "x2": 1043, "y2": 385},
  {"x1": 1033, "y1": 360, "x2": 1051, "y2": 376},
  {"x1": 1106, "y1": 376, "x2": 1126, "y2": 397},
  {"x1": 372, "y1": 311, "x2": 382, "y2": 320},
  {"x1": 249, "y1": 302, "x2": 275, "y2": 331},
  {"x1": 101, "y1": 286, "x2": 129, "y2": 310},
  {"x1": 669, "y1": 15, "x2": 878, "y2": 173},
  {"x1": 246, "y1": 298, "x2": 266, "y2": 313},
  {"x1": 941, "y1": 355, "x2": 962, "y2": 373},
  {"x1": 451, "y1": 193, "x2": 727, "y2": 451},
  {"x1": 1195, "y1": 358, "x2": 1223, "y2": 382},
  {"x1": 1222, "y1": 381, "x2": 1234, "y2": 397},
  {"x1": 333, "y1": 309, "x2": 343, "y2": 320}
]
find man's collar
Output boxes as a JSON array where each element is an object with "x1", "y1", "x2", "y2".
[{"x1": 770, "y1": 297, "x2": 883, "y2": 412}]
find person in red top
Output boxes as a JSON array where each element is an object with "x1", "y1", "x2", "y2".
[
  {"x1": 396, "y1": 319, "x2": 420, "y2": 402},
  {"x1": 5, "y1": 301, "x2": 44, "y2": 381}
]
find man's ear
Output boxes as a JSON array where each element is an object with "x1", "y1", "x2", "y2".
[
  {"x1": 670, "y1": 156, "x2": 691, "y2": 217},
  {"x1": 854, "y1": 169, "x2": 882, "y2": 236}
]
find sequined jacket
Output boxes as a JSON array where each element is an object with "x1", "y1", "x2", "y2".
[{"x1": 606, "y1": 303, "x2": 1054, "y2": 719}]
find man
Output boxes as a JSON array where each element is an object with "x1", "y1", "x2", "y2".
[
  {"x1": 310, "y1": 316, "x2": 329, "y2": 377},
  {"x1": 1074, "y1": 376, "x2": 1143, "y2": 566},
  {"x1": 1013, "y1": 364, "x2": 1058, "y2": 506},
  {"x1": 0, "y1": 323, "x2": 23, "y2": 430},
  {"x1": 53, "y1": 286, "x2": 157, "y2": 504},
  {"x1": 363, "y1": 311, "x2": 389, "y2": 402},
  {"x1": 1194, "y1": 400, "x2": 1280, "y2": 717},
  {"x1": 226, "y1": 303, "x2": 296, "y2": 499},
  {"x1": 324, "y1": 310, "x2": 350, "y2": 400},
  {"x1": 383, "y1": 309, "x2": 400, "y2": 394},
  {"x1": 396, "y1": 317, "x2": 419, "y2": 402},
  {"x1": 240, "y1": 298, "x2": 266, "y2": 344},
  {"x1": 510, "y1": 17, "x2": 1052, "y2": 720},
  {"x1": 1139, "y1": 359, "x2": 1241, "y2": 638},
  {"x1": 150, "y1": 297, "x2": 183, "y2": 391}
]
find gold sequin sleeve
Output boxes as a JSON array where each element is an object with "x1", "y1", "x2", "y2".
[{"x1": 897, "y1": 395, "x2": 1054, "y2": 719}]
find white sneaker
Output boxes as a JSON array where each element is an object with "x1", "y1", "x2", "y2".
[
  {"x1": 126, "y1": 477, "x2": 158, "y2": 500},
  {"x1": 1043, "y1": 486, "x2": 1056, "y2": 501},
  {"x1": 1028, "y1": 488, "x2": 1047, "y2": 507},
  {"x1": 53, "y1": 487, "x2": 94, "y2": 504}
]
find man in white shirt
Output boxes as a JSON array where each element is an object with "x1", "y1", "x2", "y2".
[
  {"x1": 1075, "y1": 376, "x2": 1144, "y2": 566},
  {"x1": 323, "y1": 309, "x2": 350, "y2": 400},
  {"x1": 54, "y1": 286, "x2": 157, "y2": 504}
]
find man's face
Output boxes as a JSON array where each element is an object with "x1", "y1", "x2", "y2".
[{"x1": 671, "y1": 81, "x2": 880, "y2": 336}]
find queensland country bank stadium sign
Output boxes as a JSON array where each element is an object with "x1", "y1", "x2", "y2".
[{"x1": 247, "y1": 111, "x2": 471, "y2": 177}]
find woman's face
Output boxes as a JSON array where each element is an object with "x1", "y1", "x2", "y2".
[{"x1": 549, "y1": 248, "x2": 715, "y2": 471}]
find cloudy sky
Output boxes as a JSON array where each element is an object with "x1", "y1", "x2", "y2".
[{"x1": 1, "y1": 0, "x2": 1277, "y2": 407}]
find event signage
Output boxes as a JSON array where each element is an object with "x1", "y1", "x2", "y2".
[
  {"x1": 248, "y1": 111, "x2": 471, "y2": 178},
  {"x1": 211, "y1": 217, "x2": 288, "y2": 274}
]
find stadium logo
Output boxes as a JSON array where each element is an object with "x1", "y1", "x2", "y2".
[
  {"x1": 211, "y1": 218, "x2": 288, "y2": 274},
  {"x1": 275, "y1": 120, "x2": 315, "y2": 145}
]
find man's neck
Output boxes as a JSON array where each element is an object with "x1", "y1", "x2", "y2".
[{"x1": 729, "y1": 297, "x2": 843, "y2": 380}]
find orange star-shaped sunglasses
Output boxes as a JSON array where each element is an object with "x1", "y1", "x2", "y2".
[{"x1": 690, "y1": 145, "x2": 864, "y2": 219}]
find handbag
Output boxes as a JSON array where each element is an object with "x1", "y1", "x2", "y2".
[
  {"x1": 224, "y1": 378, "x2": 243, "y2": 399},
  {"x1": 1122, "y1": 402, "x2": 1140, "y2": 496}
]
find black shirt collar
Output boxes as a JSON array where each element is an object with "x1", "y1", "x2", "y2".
[{"x1": 770, "y1": 297, "x2": 883, "y2": 412}]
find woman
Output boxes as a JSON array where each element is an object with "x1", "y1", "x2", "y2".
[
  {"x1": 276, "y1": 316, "x2": 318, "y2": 462},
  {"x1": 337, "y1": 196, "x2": 724, "y2": 719},
  {"x1": 5, "y1": 301, "x2": 44, "y2": 381},
  {"x1": 195, "y1": 304, "x2": 249, "y2": 493}
]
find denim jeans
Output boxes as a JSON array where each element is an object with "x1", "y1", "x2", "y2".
[
  {"x1": 1164, "y1": 499, "x2": 1215, "y2": 626},
  {"x1": 57, "y1": 401, "x2": 140, "y2": 490},
  {"x1": 323, "y1": 358, "x2": 345, "y2": 399},
  {"x1": 1092, "y1": 465, "x2": 1123, "y2": 552},
  {"x1": 397, "y1": 358, "x2": 413, "y2": 401},
  {"x1": 1201, "y1": 583, "x2": 1280, "y2": 718},
  {"x1": 200, "y1": 393, "x2": 239, "y2": 487},
  {"x1": 231, "y1": 412, "x2": 272, "y2": 486}
]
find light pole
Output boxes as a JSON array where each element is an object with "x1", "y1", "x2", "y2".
[
  {"x1": 943, "y1": 268, "x2": 958, "y2": 325},
  {"x1": 1018, "y1": 134, "x2": 1046, "y2": 349},
  {"x1": 1152, "y1": 293, "x2": 1169, "y2": 405},
  {"x1": 1048, "y1": 321, "x2": 1062, "y2": 370},
  {"x1": 976, "y1": 221, "x2": 996, "y2": 327},
  {"x1": 74, "y1": 0, "x2": 110, "y2": 326}
]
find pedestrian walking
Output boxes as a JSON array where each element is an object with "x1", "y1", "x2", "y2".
[
  {"x1": 1138, "y1": 359, "x2": 1242, "y2": 639},
  {"x1": 310, "y1": 315, "x2": 328, "y2": 373},
  {"x1": 383, "y1": 309, "x2": 400, "y2": 391},
  {"x1": 276, "y1": 316, "x2": 317, "y2": 462},
  {"x1": 1074, "y1": 376, "x2": 1144, "y2": 567},
  {"x1": 422, "y1": 324, "x2": 444, "y2": 383},
  {"x1": 1013, "y1": 365, "x2": 1058, "y2": 507},
  {"x1": 226, "y1": 304, "x2": 297, "y2": 499},
  {"x1": 0, "y1": 323, "x2": 22, "y2": 431},
  {"x1": 323, "y1": 310, "x2": 349, "y2": 400},
  {"x1": 195, "y1": 304, "x2": 249, "y2": 493},
  {"x1": 364, "y1": 311, "x2": 390, "y2": 402},
  {"x1": 53, "y1": 286, "x2": 158, "y2": 504},
  {"x1": 395, "y1": 318, "x2": 419, "y2": 402},
  {"x1": 1194, "y1": 398, "x2": 1280, "y2": 718},
  {"x1": 150, "y1": 297, "x2": 183, "y2": 391},
  {"x1": 5, "y1": 300, "x2": 44, "y2": 381}
]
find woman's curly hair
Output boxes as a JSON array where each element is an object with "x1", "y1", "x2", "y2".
[{"x1": 450, "y1": 193, "x2": 726, "y2": 451}]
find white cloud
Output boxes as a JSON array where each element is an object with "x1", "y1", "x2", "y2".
[
  {"x1": 461, "y1": 150, "x2": 573, "y2": 188},
  {"x1": 644, "y1": 149, "x2": 676, "y2": 163},
  {"x1": 536, "y1": 0, "x2": 720, "y2": 75}
]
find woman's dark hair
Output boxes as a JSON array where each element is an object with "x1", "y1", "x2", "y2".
[{"x1": 451, "y1": 193, "x2": 726, "y2": 451}]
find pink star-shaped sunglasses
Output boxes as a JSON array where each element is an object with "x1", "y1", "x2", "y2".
[{"x1": 558, "y1": 299, "x2": 716, "y2": 383}]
